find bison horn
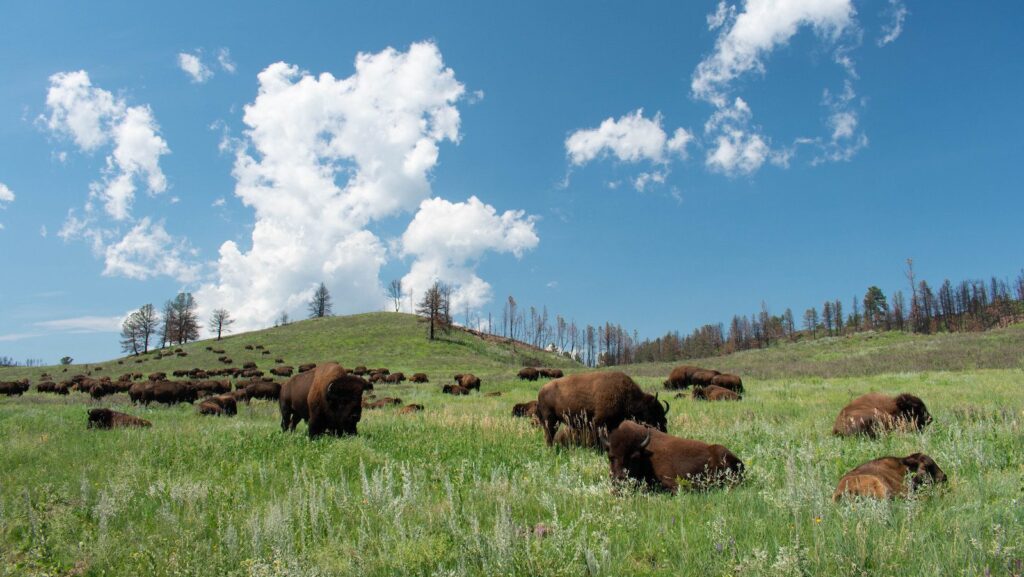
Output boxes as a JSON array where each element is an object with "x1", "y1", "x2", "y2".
[
  {"x1": 639, "y1": 430, "x2": 651, "y2": 449},
  {"x1": 327, "y1": 382, "x2": 333, "y2": 394},
  {"x1": 662, "y1": 400, "x2": 670, "y2": 416}
]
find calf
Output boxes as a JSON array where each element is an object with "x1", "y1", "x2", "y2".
[{"x1": 833, "y1": 453, "x2": 946, "y2": 500}]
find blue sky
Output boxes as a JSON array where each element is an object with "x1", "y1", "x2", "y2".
[{"x1": 1, "y1": 1, "x2": 1022, "y2": 363}]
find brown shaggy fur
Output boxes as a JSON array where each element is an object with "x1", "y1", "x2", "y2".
[
  {"x1": 442, "y1": 384, "x2": 470, "y2": 395},
  {"x1": 710, "y1": 373, "x2": 744, "y2": 393},
  {"x1": 456, "y1": 374, "x2": 481, "y2": 391},
  {"x1": 692, "y1": 385, "x2": 742, "y2": 401},
  {"x1": 88, "y1": 408, "x2": 152, "y2": 429},
  {"x1": 833, "y1": 453, "x2": 946, "y2": 500},
  {"x1": 512, "y1": 400, "x2": 538, "y2": 418},
  {"x1": 536, "y1": 371, "x2": 670, "y2": 446},
  {"x1": 538, "y1": 368, "x2": 564, "y2": 379},
  {"x1": 600, "y1": 421, "x2": 743, "y2": 494},
  {"x1": 306, "y1": 363, "x2": 364, "y2": 438},
  {"x1": 398, "y1": 403, "x2": 424, "y2": 414},
  {"x1": 279, "y1": 370, "x2": 317, "y2": 432},
  {"x1": 518, "y1": 367, "x2": 540, "y2": 381},
  {"x1": 410, "y1": 373, "x2": 429, "y2": 383},
  {"x1": 833, "y1": 392, "x2": 932, "y2": 437}
]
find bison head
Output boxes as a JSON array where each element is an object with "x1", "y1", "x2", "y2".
[
  {"x1": 326, "y1": 375, "x2": 363, "y2": 435},
  {"x1": 87, "y1": 408, "x2": 112, "y2": 428},
  {"x1": 901, "y1": 452, "x2": 946, "y2": 489},
  {"x1": 599, "y1": 423, "x2": 655, "y2": 484},
  {"x1": 895, "y1": 394, "x2": 931, "y2": 429},
  {"x1": 635, "y1": 392, "x2": 669, "y2": 432}
]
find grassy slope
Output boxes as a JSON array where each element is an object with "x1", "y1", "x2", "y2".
[
  {"x1": 1, "y1": 319, "x2": 1022, "y2": 576},
  {"x1": 0, "y1": 312, "x2": 576, "y2": 384},
  {"x1": 621, "y1": 323, "x2": 1024, "y2": 380}
]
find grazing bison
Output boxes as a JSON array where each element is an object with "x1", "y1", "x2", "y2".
[
  {"x1": 833, "y1": 393, "x2": 932, "y2": 437},
  {"x1": 833, "y1": 453, "x2": 946, "y2": 500},
  {"x1": 298, "y1": 363, "x2": 316, "y2": 373},
  {"x1": 37, "y1": 381, "x2": 69, "y2": 395},
  {"x1": 539, "y1": 368, "x2": 564, "y2": 379},
  {"x1": 242, "y1": 361, "x2": 257, "y2": 369},
  {"x1": 241, "y1": 369, "x2": 264, "y2": 378},
  {"x1": 536, "y1": 371, "x2": 669, "y2": 446},
  {"x1": 306, "y1": 363, "x2": 364, "y2": 438},
  {"x1": 270, "y1": 366, "x2": 294, "y2": 377},
  {"x1": 512, "y1": 400, "x2": 538, "y2": 419},
  {"x1": 692, "y1": 385, "x2": 742, "y2": 401},
  {"x1": 134, "y1": 381, "x2": 198, "y2": 406},
  {"x1": 518, "y1": 367, "x2": 540, "y2": 381},
  {"x1": 244, "y1": 381, "x2": 282, "y2": 402},
  {"x1": 410, "y1": 373, "x2": 429, "y2": 383},
  {"x1": 710, "y1": 373, "x2": 744, "y2": 393},
  {"x1": 147, "y1": 372, "x2": 166, "y2": 382},
  {"x1": 192, "y1": 380, "x2": 231, "y2": 397},
  {"x1": 663, "y1": 365, "x2": 701, "y2": 389},
  {"x1": 399, "y1": 403, "x2": 424, "y2": 414},
  {"x1": 442, "y1": 384, "x2": 470, "y2": 396},
  {"x1": 599, "y1": 421, "x2": 744, "y2": 493},
  {"x1": 0, "y1": 381, "x2": 30, "y2": 396},
  {"x1": 455, "y1": 374, "x2": 481, "y2": 391},
  {"x1": 384, "y1": 372, "x2": 406, "y2": 384},
  {"x1": 87, "y1": 408, "x2": 151, "y2": 429}
]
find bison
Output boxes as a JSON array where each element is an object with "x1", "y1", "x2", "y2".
[
  {"x1": 352, "y1": 366, "x2": 368, "y2": 376},
  {"x1": 692, "y1": 385, "x2": 741, "y2": 401},
  {"x1": 512, "y1": 400, "x2": 538, "y2": 419},
  {"x1": 455, "y1": 374, "x2": 481, "y2": 391},
  {"x1": 536, "y1": 371, "x2": 669, "y2": 446},
  {"x1": 87, "y1": 408, "x2": 152, "y2": 429},
  {"x1": 298, "y1": 363, "x2": 316, "y2": 373},
  {"x1": 384, "y1": 372, "x2": 406, "y2": 384},
  {"x1": 518, "y1": 367, "x2": 540, "y2": 381},
  {"x1": 244, "y1": 381, "x2": 282, "y2": 401},
  {"x1": 599, "y1": 421, "x2": 744, "y2": 493},
  {"x1": 131, "y1": 381, "x2": 198, "y2": 406},
  {"x1": 833, "y1": 453, "x2": 946, "y2": 500},
  {"x1": 710, "y1": 373, "x2": 744, "y2": 393},
  {"x1": 279, "y1": 368, "x2": 317, "y2": 431},
  {"x1": 306, "y1": 363, "x2": 364, "y2": 438},
  {"x1": 442, "y1": 384, "x2": 470, "y2": 395},
  {"x1": 410, "y1": 373, "x2": 429, "y2": 383},
  {"x1": 539, "y1": 368, "x2": 564, "y2": 379},
  {"x1": 198, "y1": 394, "x2": 238, "y2": 416},
  {"x1": 0, "y1": 381, "x2": 30, "y2": 396},
  {"x1": 363, "y1": 397, "x2": 402, "y2": 409},
  {"x1": 663, "y1": 366, "x2": 719, "y2": 389},
  {"x1": 147, "y1": 372, "x2": 167, "y2": 382},
  {"x1": 270, "y1": 366, "x2": 294, "y2": 377},
  {"x1": 37, "y1": 381, "x2": 69, "y2": 395},
  {"x1": 833, "y1": 392, "x2": 932, "y2": 437},
  {"x1": 399, "y1": 403, "x2": 424, "y2": 414}
]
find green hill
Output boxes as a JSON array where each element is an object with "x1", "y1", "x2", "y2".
[
  {"x1": 619, "y1": 323, "x2": 1024, "y2": 380},
  {"x1": 0, "y1": 312, "x2": 577, "y2": 383}
]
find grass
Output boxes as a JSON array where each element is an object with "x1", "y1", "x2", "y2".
[{"x1": 1, "y1": 315, "x2": 1022, "y2": 576}]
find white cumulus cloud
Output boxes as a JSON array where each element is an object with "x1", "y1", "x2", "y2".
[
  {"x1": 102, "y1": 217, "x2": 199, "y2": 282},
  {"x1": 44, "y1": 70, "x2": 170, "y2": 221},
  {"x1": 566, "y1": 109, "x2": 691, "y2": 166},
  {"x1": 0, "y1": 182, "x2": 13, "y2": 205},
  {"x1": 196, "y1": 41, "x2": 468, "y2": 331},
  {"x1": 400, "y1": 196, "x2": 538, "y2": 312},
  {"x1": 178, "y1": 52, "x2": 213, "y2": 83}
]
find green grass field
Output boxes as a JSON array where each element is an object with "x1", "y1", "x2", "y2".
[{"x1": 2, "y1": 315, "x2": 1022, "y2": 576}]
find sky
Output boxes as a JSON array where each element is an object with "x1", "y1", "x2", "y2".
[{"x1": 1, "y1": 1, "x2": 1022, "y2": 364}]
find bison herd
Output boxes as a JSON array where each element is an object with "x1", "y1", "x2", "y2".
[{"x1": 2, "y1": 357, "x2": 946, "y2": 501}]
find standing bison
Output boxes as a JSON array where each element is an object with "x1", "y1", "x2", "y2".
[
  {"x1": 454, "y1": 374, "x2": 481, "y2": 391},
  {"x1": 833, "y1": 453, "x2": 946, "y2": 500},
  {"x1": 663, "y1": 365, "x2": 721, "y2": 389},
  {"x1": 833, "y1": 392, "x2": 931, "y2": 437},
  {"x1": 536, "y1": 371, "x2": 669, "y2": 446},
  {"x1": 599, "y1": 421, "x2": 744, "y2": 493},
  {"x1": 518, "y1": 367, "x2": 540, "y2": 381},
  {"x1": 410, "y1": 373, "x2": 429, "y2": 383},
  {"x1": 306, "y1": 363, "x2": 364, "y2": 438},
  {"x1": 710, "y1": 373, "x2": 744, "y2": 393},
  {"x1": 538, "y1": 368, "x2": 564, "y2": 379},
  {"x1": 384, "y1": 372, "x2": 406, "y2": 384}
]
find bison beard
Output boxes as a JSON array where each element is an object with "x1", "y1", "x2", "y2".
[
  {"x1": 536, "y1": 371, "x2": 669, "y2": 447},
  {"x1": 306, "y1": 363, "x2": 364, "y2": 438},
  {"x1": 599, "y1": 421, "x2": 744, "y2": 494}
]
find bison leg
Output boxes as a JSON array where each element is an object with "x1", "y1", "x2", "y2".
[
  {"x1": 280, "y1": 407, "x2": 291, "y2": 432},
  {"x1": 307, "y1": 417, "x2": 324, "y2": 439}
]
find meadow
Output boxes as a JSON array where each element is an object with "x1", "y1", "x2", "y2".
[{"x1": 1, "y1": 315, "x2": 1022, "y2": 576}]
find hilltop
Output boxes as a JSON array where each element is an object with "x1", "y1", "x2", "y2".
[{"x1": 0, "y1": 312, "x2": 576, "y2": 383}]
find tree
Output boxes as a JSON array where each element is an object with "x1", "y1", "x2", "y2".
[
  {"x1": 120, "y1": 312, "x2": 145, "y2": 355},
  {"x1": 170, "y1": 293, "x2": 201, "y2": 345},
  {"x1": 60, "y1": 356, "x2": 73, "y2": 365},
  {"x1": 822, "y1": 301, "x2": 834, "y2": 336},
  {"x1": 863, "y1": 286, "x2": 889, "y2": 330},
  {"x1": 803, "y1": 307, "x2": 819, "y2": 339},
  {"x1": 308, "y1": 282, "x2": 333, "y2": 318},
  {"x1": 209, "y1": 309, "x2": 235, "y2": 340},
  {"x1": 160, "y1": 300, "x2": 177, "y2": 348},
  {"x1": 387, "y1": 279, "x2": 403, "y2": 312},
  {"x1": 416, "y1": 281, "x2": 450, "y2": 340},
  {"x1": 274, "y1": 312, "x2": 290, "y2": 327}
]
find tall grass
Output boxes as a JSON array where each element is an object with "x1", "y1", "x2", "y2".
[{"x1": 2, "y1": 367, "x2": 1021, "y2": 576}]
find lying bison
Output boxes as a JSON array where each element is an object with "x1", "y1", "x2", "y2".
[
  {"x1": 833, "y1": 392, "x2": 931, "y2": 437},
  {"x1": 87, "y1": 408, "x2": 152, "y2": 429},
  {"x1": 197, "y1": 394, "x2": 237, "y2": 416},
  {"x1": 692, "y1": 385, "x2": 741, "y2": 401},
  {"x1": 442, "y1": 384, "x2": 470, "y2": 396},
  {"x1": 363, "y1": 397, "x2": 402, "y2": 409},
  {"x1": 833, "y1": 453, "x2": 946, "y2": 500},
  {"x1": 307, "y1": 363, "x2": 364, "y2": 438},
  {"x1": 399, "y1": 403, "x2": 424, "y2": 414},
  {"x1": 518, "y1": 367, "x2": 540, "y2": 381},
  {"x1": 512, "y1": 400, "x2": 538, "y2": 419},
  {"x1": 410, "y1": 373, "x2": 429, "y2": 383},
  {"x1": 599, "y1": 421, "x2": 744, "y2": 493},
  {"x1": 536, "y1": 371, "x2": 669, "y2": 446}
]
